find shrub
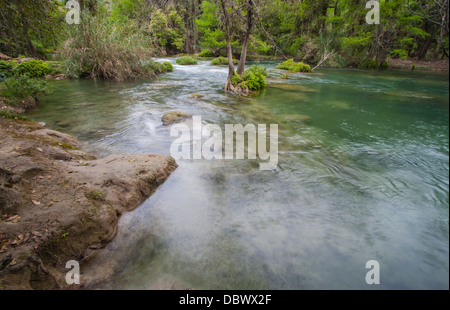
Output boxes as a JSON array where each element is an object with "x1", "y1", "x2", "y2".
[
  {"x1": 231, "y1": 65, "x2": 267, "y2": 91},
  {"x1": 360, "y1": 59, "x2": 389, "y2": 70},
  {"x1": 176, "y1": 56, "x2": 198, "y2": 65},
  {"x1": 0, "y1": 60, "x2": 15, "y2": 72},
  {"x1": 211, "y1": 56, "x2": 239, "y2": 65},
  {"x1": 46, "y1": 61, "x2": 63, "y2": 75},
  {"x1": 142, "y1": 61, "x2": 166, "y2": 74},
  {"x1": 199, "y1": 49, "x2": 213, "y2": 58},
  {"x1": 0, "y1": 73, "x2": 50, "y2": 102},
  {"x1": 0, "y1": 61, "x2": 17, "y2": 81},
  {"x1": 0, "y1": 111, "x2": 30, "y2": 121},
  {"x1": 163, "y1": 61, "x2": 174, "y2": 72},
  {"x1": 62, "y1": 13, "x2": 159, "y2": 80},
  {"x1": 16, "y1": 60, "x2": 49, "y2": 78},
  {"x1": 276, "y1": 59, "x2": 311, "y2": 72},
  {"x1": 390, "y1": 49, "x2": 408, "y2": 59}
]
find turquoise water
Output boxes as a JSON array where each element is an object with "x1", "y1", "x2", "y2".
[{"x1": 28, "y1": 60, "x2": 449, "y2": 289}]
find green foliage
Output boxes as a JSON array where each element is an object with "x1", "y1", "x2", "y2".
[
  {"x1": 163, "y1": 61, "x2": 174, "y2": 72},
  {"x1": 0, "y1": 61, "x2": 15, "y2": 72},
  {"x1": 276, "y1": 59, "x2": 311, "y2": 72},
  {"x1": 0, "y1": 1, "x2": 65, "y2": 58},
  {"x1": 16, "y1": 60, "x2": 49, "y2": 78},
  {"x1": 176, "y1": 56, "x2": 198, "y2": 65},
  {"x1": 199, "y1": 49, "x2": 214, "y2": 58},
  {"x1": 361, "y1": 59, "x2": 389, "y2": 70},
  {"x1": 0, "y1": 111, "x2": 30, "y2": 121},
  {"x1": 390, "y1": 49, "x2": 408, "y2": 59},
  {"x1": 149, "y1": 6, "x2": 185, "y2": 54},
  {"x1": 211, "y1": 57, "x2": 238, "y2": 65},
  {"x1": 231, "y1": 65, "x2": 267, "y2": 91},
  {"x1": 46, "y1": 61, "x2": 63, "y2": 75},
  {"x1": 0, "y1": 61, "x2": 17, "y2": 80},
  {"x1": 62, "y1": 13, "x2": 158, "y2": 80},
  {"x1": 0, "y1": 73, "x2": 50, "y2": 102}
]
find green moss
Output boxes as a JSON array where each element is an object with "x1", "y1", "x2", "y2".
[
  {"x1": 86, "y1": 190, "x2": 105, "y2": 201},
  {"x1": 361, "y1": 59, "x2": 388, "y2": 70},
  {"x1": 16, "y1": 60, "x2": 49, "y2": 78},
  {"x1": 211, "y1": 57, "x2": 239, "y2": 66},
  {"x1": 0, "y1": 111, "x2": 30, "y2": 121},
  {"x1": 163, "y1": 61, "x2": 174, "y2": 72},
  {"x1": 176, "y1": 56, "x2": 198, "y2": 65},
  {"x1": 231, "y1": 65, "x2": 267, "y2": 91},
  {"x1": 58, "y1": 142, "x2": 78, "y2": 150},
  {"x1": 199, "y1": 49, "x2": 214, "y2": 58},
  {"x1": 276, "y1": 59, "x2": 311, "y2": 72}
]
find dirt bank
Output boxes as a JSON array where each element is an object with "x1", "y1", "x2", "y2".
[
  {"x1": 0, "y1": 117, "x2": 177, "y2": 289},
  {"x1": 388, "y1": 58, "x2": 449, "y2": 73}
]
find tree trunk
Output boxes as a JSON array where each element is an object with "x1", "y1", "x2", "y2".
[
  {"x1": 220, "y1": 0, "x2": 235, "y2": 90},
  {"x1": 434, "y1": 22, "x2": 445, "y2": 60},
  {"x1": 237, "y1": 0, "x2": 254, "y2": 75},
  {"x1": 416, "y1": 35, "x2": 433, "y2": 59}
]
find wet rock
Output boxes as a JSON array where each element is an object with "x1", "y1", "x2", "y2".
[
  {"x1": 162, "y1": 111, "x2": 192, "y2": 126},
  {"x1": 189, "y1": 93, "x2": 204, "y2": 99},
  {"x1": 0, "y1": 117, "x2": 178, "y2": 289}
]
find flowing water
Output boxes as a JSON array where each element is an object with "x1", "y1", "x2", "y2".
[{"x1": 27, "y1": 60, "x2": 449, "y2": 289}]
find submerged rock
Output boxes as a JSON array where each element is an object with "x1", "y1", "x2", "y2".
[
  {"x1": 281, "y1": 114, "x2": 312, "y2": 123},
  {"x1": 162, "y1": 111, "x2": 192, "y2": 126},
  {"x1": 267, "y1": 83, "x2": 319, "y2": 93},
  {"x1": 189, "y1": 93, "x2": 204, "y2": 99}
]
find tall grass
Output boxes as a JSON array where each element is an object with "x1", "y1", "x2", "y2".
[{"x1": 62, "y1": 13, "x2": 160, "y2": 80}]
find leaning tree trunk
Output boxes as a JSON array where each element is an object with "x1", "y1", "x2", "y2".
[
  {"x1": 220, "y1": 0, "x2": 236, "y2": 91},
  {"x1": 236, "y1": 0, "x2": 254, "y2": 75}
]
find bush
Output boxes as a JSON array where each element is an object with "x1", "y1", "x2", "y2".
[
  {"x1": 210, "y1": 56, "x2": 239, "y2": 65},
  {"x1": 176, "y1": 56, "x2": 198, "y2": 65},
  {"x1": 360, "y1": 59, "x2": 389, "y2": 70},
  {"x1": 0, "y1": 73, "x2": 50, "y2": 102},
  {"x1": 142, "y1": 61, "x2": 167, "y2": 74},
  {"x1": 199, "y1": 49, "x2": 213, "y2": 58},
  {"x1": 0, "y1": 61, "x2": 17, "y2": 81},
  {"x1": 390, "y1": 49, "x2": 408, "y2": 59},
  {"x1": 46, "y1": 61, "x2": 63, "y2": 75},
  {"x1": 163, "y1": 61, "x2": 174, "y2": 72},
  {"x1": 276, "y1": 59, "x2": 311, "y2": 72},
  {"x1": 16, "y1": 60, "x2": 50, "y2": 78},
  {"x1": 62, "y1": 13, "x2": 159, "y2": 80},
  {"x1": 231, "y1": 65, "x2": 267, "y2": 91}
]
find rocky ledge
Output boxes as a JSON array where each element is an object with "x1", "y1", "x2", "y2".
[{"x1": 0, "y1": 117, "x2": 177, "y2": 289}]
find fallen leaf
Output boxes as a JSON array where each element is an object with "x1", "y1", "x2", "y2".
[
  {"x1": 17, "y1": 234, "x2": 23, "y2": 240},
  {"x1": 12, "y1": 216, "x2": 21, "y2": 223},
  {"x1": 31, "y1": 190, "x2": 36, "y2": 194},
  {"x1": 34, "y1": 244, "x2": 38, "y2": 250},
  {"x1": 32, "y1": 231, "x2": 42, "y2": 237},
  {"x1": 32, "y1": 200, "x2": 41, "y2": 206},
  {"x1": 5, "y1": 215, "x2": 18, "y2": 222},
  {"x1": 1, "y1": 214, "x2": 8, "y2": 220},
  {"x1": 38, "y1": 176, "x2": 44, "y2": 179},
  {"x1": 37, "y1": 147, "x2": 43, "y2": 152}
]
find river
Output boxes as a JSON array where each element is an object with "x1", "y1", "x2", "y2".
[{"x1": 27, "y1": 60, "x2": 449, "y2": 289}]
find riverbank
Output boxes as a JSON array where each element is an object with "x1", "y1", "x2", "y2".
[
  {"x1": 388, "y1": 58, "x2": 449, "y2": 73},
  {"x1": 0, "y1": 115, "x2": 177, "y2": 289}
]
